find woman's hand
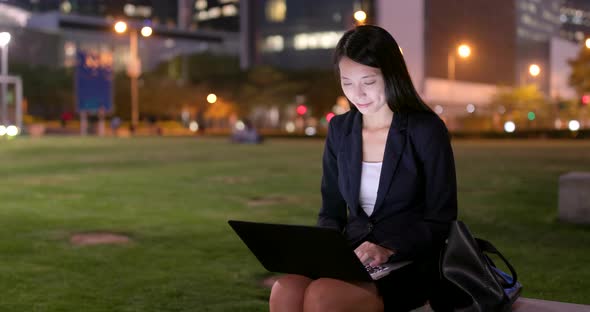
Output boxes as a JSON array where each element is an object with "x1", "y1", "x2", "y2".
[{"x1": 354, "y1": 242, "x2": 395, "y2": 267}]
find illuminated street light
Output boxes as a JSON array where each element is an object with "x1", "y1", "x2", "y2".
[
  {"x1": 0, "y1": 31, "x2": 11, "y2": 126},
  {"x1": 504, "y1": 121, "x2": 516, "y2": 133},
  {"x1": 140, "y1": 26, "x2": 152, "y2": 37},
  {"x1": 354, "y1": 10, "x2": 367, "y2": 24},
  {"x1": 114, "y1": 20, "x2": 151, "y2": 130},
  {"x1": 529, "y1": 64, "x2": 540, "y2": 77},
  {"x1": 207, "y1": 93, "x2": 217, "y2": 104},
  {"x1": 114, "y1": 21, "x2": 127, "y2": 33},
  {"x1": 448, "y1": 43, "x2": 471, "y2": 81},
  {"x1": 586, "y1": 38, "x2": 590, "y2": 49},
  {"x1": 457, "y1": 44, "x2": 471, "y2": 58}
]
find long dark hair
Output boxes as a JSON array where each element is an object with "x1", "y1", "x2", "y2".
[{"x1": 334, "y1": 25, "x2": 433, "y2": 113}]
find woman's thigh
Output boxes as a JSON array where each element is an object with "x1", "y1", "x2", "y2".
[
  {"x1": 269, "y1": 274, "x2": 313, "y2": 312},
  {"x1": 303, "y1": 278, "x2": 383, "y2": 312}
]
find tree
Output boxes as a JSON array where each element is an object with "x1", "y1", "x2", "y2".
[
  {"x1": 488, "y1": 85, "x2": 552, "y2": 129},
  {"x1": 568, "y1": 44, "x2": 590, "y2": 96}
]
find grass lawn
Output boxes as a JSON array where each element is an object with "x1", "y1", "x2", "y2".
[{"x1": 0, "y1": 137, "x2": 589, "y2": 311}]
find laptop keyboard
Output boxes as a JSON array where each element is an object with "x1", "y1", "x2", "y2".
[{"x1": 365, "y1": 264, "x2": 390, "y2": 276}]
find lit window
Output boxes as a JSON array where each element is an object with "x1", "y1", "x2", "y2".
[
  {"x1": 293, "y1": 32, "x2": 344, "y2": 50},
  {"x1": 266, "y1": 0, "x2": 286, "y2": 22},
  {"x1": 64, "y1": 41, "x2": 76, "y2": 56},
  {"x1": 195, "y1": 0, "x2": 207, "y2": 10},
  {"x1": 222, "y1": 4, "x2": 237, "y2": 16},
  {"x1": 61, "y1": 0, "x2": 72, "y2": 13},
  {"x1": 208, "y1": 7, "x2": 221, "y2": 19},
  {"x1": 197, "y1": 10, "x2": 209, "y2": 21},
  {"x1": 124, "y1": 4, "x2": 136, "y2": 16},
  {"x1": 262, "y1": 35, "x2": 284, "y2": 52}
]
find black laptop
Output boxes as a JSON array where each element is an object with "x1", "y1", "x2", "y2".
[{"x1": 228, "y1": 220, "x2": 411, "y2": 282}]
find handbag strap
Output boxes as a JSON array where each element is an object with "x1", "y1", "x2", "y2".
[{"x1": 475, "y1": 238, "x2": 518, "y2": 288}]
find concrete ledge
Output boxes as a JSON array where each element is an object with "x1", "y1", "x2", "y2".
[
  {"x1": 513, "y1": 298, "x2": 590, "y2": 312},
  {"x1": 410, "y1": 298, "x2": 590, "y2": 312},
  {"x1": 559, "y1": 172, "x2": 590, "y2": 224}
]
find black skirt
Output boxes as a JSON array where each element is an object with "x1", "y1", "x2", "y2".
[{"x1": 374, "y1": 260, "x2": 437, "y2": 312}]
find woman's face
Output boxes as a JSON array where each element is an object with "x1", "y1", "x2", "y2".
[{"x1": 338, "y1": 56, "x2": 389, "y2": 116}]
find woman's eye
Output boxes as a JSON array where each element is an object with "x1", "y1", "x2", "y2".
[
  {"x1": 342, "y1": 83, "x2": 352, "y2": 86},
  {"x1": 364, "y1": 81, "x2": 376, "y2": 85}
]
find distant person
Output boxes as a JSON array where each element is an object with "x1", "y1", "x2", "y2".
[
  {"x1": 231, "y1": 119, "x2": 262, "y2": 144},
  {"x1": 110, "y1": 116, "x2": 121, "y2": 136},
  {"x1": 60, "y1": 111, "x2": 73, "y2": 128},
  {"x1": 269, "y1": 25, "x2": 457, "y2": 312}
]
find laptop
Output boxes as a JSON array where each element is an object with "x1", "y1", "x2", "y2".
[{"x1": 228, "y1": 220, "x2": 411, "y2": 282}]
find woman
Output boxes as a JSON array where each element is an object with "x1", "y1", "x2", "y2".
[{"x1": 270, "y1": 25, "x2": 457, "y2": 312}]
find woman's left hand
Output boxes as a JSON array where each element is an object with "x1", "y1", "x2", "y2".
[{"x1": 354, "y1": 242, "x2": 395, "y2": 267}]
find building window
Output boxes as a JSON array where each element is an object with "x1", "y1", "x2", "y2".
[
  {"x1": 262, "y1": 35, "x2": 284, "y2": 52},
  {"x1": 293, "y1": 32, "x2": 344, "y2": 50},
  {"x1": 266, "y1": 0, "x2": 286, "y2": 22}
]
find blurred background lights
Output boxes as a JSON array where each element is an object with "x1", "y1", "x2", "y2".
[
  {"x1": 434, "y1": 105, "x2": 444, "y2": 114},
  {"x1": 206, "y1": 93, "x2": 217, "y2": 104},
  {"x1": 296, "y1": 104, "x2": 307, "y2": 115},
  {"x1": 527, "y1": 111, "x2": 536, "y2": 121},
  {"x1": 304, "y1": 126, "x2": 317, "y2": 136},
  {"x1": 353, "y1": 10, "x2": 367, "y2": 23},
  {"x1": 529, "y1": 64, "x2": 541, "y2": 77},
  {"x1": 235, "y1": 120, "x2": 245, "y2": 131},
  {"x1": 114, "y1": 21, "x2": 127, "y2": 33},
  {"x1": 466, "y1": 104, "x2": 475, "y2": 113},
  {"x1": 458, "y1": 44, "x2": 471, "y2": 58},
  {"x1": 140, "y1": 26, "x2": 152, "y2": 37},
  {"x1": 285, "y1": 121, "x2": 295, "y2": 133},
  {"x1": 568, "y1": 120, "x2": 580, "y2": 131},
  {"x1": 0, "y1": 125, "x2": 6, "y2": 136},
  {"x1": 504, "y1": 121, "x2": 516, "y2": 133},
  {"x1": 189, "y1": 121, "x2": 199, "y2": 132},
  {"x1": 326, "y1": 112, "x2": 335, "y2": 122},
  {"x1": 6, "y1": 125, "x2": 19, "y2": 136}
]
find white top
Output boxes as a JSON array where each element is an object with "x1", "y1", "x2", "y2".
[{"x1": 359, "y1": 161, "x2": 382, "y2": 216}]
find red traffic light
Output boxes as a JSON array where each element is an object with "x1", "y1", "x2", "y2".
[
  {"x1": 296, "y1": 105, "x2": 308, "y2": 115},
  {"x1": 583, "y1": 94, "x2": 590, "y2": 106}
]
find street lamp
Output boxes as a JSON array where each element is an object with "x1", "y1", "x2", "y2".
[
  {"x1": 529, "y1": 64, "x2": 540, "y2": 77},
  {"x1": 354, "y1": 10, "x2": 367, "y2": 25},
  {"x1": 207, "y1": 93, "x2": 217, "y2": 104},
  {"x1": 448, "y1": 43, "x2": 471, "y2": 81},
  {"x1": 114, "y1": 21, "x2": 152, "y2": 130},
  {"x1": 0, "y1": 31, "x2": 11, "y2": 126}
]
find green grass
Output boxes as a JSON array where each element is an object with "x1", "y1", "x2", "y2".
[{"x1": 0, "y1": 137, "x2": 589, "y2": 311}]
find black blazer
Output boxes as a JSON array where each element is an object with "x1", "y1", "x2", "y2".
[{"x1": 318, "y1": 109, "x2": 457, "y2": 262}]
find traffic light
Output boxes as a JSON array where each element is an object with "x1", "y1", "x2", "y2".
[{"x1": 296, "y1": 104, "x2": 307, "y2": 115}]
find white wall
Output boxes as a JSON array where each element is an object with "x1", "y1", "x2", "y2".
[
  {"x1": 375, "y1": 0, "x2": 425, "y2": 93},
  {"x1": 550, "y1": 37, "x2": 579, "y2": 100}
]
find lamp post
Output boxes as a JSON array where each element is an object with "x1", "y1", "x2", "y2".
[
  {"x1": 448, "y1": 43, "x2": 471, "y2": 81},
  {"x1": 520, "y1": 63, "x2": 541, "y2": 87},
  {"x1": 114, "y1": 21, "x2": 152, "y2": 131},
  {"x1": 354, "y1": 10, "x2": 367, "y2": 25},
  {"x1": 0, "y1": 31, "x2": 11, "y2": 126}
]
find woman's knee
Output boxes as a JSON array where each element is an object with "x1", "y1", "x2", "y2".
[
  {"x1": 269, "y1": 274, "x2": 313, "y2": 308},
  {"x1": 303, "y1": 278, "x2": 382, "y2": 312}
]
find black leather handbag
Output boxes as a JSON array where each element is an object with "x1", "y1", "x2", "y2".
[{"x1": 433, "y1": 221, "x2": 522, "y2": 312}]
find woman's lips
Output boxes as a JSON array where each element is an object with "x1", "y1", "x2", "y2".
[{"x1": 356, "y1": 102, "x2": 371, "y2": 108}]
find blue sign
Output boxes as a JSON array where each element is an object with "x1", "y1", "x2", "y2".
[{"x1": 75, "y1": 51, "x2": 113, "y2": 112}]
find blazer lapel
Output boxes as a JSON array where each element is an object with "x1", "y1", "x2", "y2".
[
  {"x1": 372, "y1": 112, "x2": 408, "y2": 214},
  {"x1": 341, "y1": 112, "x2": 363, "y2": 211}
]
